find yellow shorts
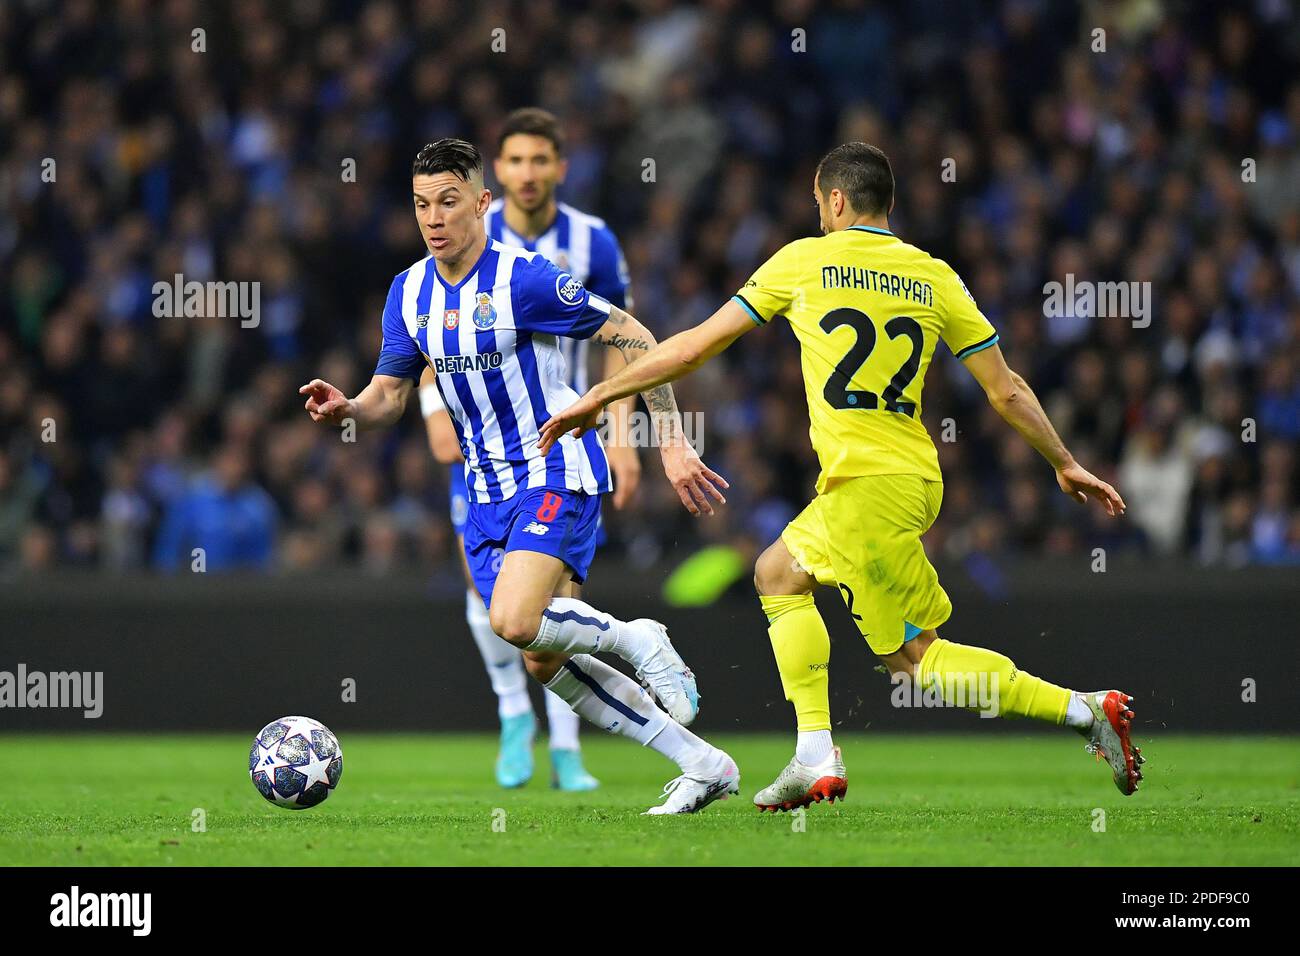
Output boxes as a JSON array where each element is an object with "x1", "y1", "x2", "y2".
[{"x1": 781, "y1": 474, "x2": 951, "y2": 656}]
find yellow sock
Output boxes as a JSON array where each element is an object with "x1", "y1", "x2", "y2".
[
  {"x1": 760, "y1": 594, "x2": 831, "y2": 732},
  {"x1": 916, "y1": 637, "x2": 1071, "y2": 724}
]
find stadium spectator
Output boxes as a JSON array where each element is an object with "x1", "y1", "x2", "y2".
[
  {"x1": 0, "y1": 0, "x2": 1296, "y2": 575},
  {"x1": 151, "y1": 442, "x2": 277, "y2": 572}
]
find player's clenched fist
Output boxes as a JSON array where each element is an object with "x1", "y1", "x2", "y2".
[{"x1": 299, "y1": 379, "x2": 355, "y2": 426}]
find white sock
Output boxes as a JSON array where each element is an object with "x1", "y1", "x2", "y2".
[
  {"x1": 466, "y1": 589, "x2": 532, "y2": 719},
  {"x1": 524, "y1": 597, "x2": 647, "y2": 662},
  {"x1": 1064, "y1": 692, "x2": 1095, "y2": 731},
  {"x1": 796, "y1": 729, "x2": 834, "y2": 765},
  {"x1": 544, "y1": 654, "x2": 666, "y2": 744},
  {"x1": 544, "y1": 688, "x2": 581, "y2": 751},
  {"x1": 650, "y1": 718, "x2": 721, "y2": 776},
  {"x1": 544, "y1": 655, "x2": 716, "y2": 774}
]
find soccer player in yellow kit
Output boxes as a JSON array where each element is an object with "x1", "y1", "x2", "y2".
[{"x1": 539, "y1": 142, "x2": 1146, "y2": 810}]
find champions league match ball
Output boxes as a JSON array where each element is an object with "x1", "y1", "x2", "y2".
[{"x1": 249, "y1": 716, "x2": 344, "y2": 809}]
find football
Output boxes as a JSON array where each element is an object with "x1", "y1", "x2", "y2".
[{"x1": 248, "y1": 716, "x2": 344, "y2": 809}]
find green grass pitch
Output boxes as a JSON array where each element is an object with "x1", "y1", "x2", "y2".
[{"x1": 1, "y1": 733, "x2": 1295, "y2": 866}]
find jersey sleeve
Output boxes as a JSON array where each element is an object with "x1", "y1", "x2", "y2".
[
  {"x1": 511, "y1": 254, "x2": 611, "y2": 339},
  {"x1": 373, "y1": 276, "x2": 426, "y2": 382},
  {"x1": 732, "y1": 241, "x2": 805, "y2": 325},
  {"x1": 585, "y1": 227, "x2": 630, "y2": 310},
  {"x1": 936, "y1": 263, "x2": 999, "y2": 360}
]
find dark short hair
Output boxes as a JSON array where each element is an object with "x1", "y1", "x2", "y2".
[
  {"x1": 412, "y1": 138, "x2": 483, "y2": 181},
  {"x1": 816, "y1": 142, "x2": 894, "y2": 216},
  {"x1": 498, "y1": 107, "x2": 565, "y2": 156}
]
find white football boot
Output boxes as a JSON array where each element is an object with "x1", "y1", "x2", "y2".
[
  {"x1": 643, "y1": 752, "x2": 740, "y2": 815},
  {"x1": 626, "y1": 619, "x2": 700, "y2": 726},
  {"x1": 753, "y1": 746, "x2": 848, "y2": 812},
  {"x1": 1078, "y1": 690, "x2": 1144, "y2": 795}
]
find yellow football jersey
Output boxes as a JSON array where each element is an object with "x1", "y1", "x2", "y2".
[{"x1": 733, "y1": 226, "x2": 998, "y2": 491}]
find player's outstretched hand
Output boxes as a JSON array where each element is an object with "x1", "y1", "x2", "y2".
[
  {"x1": 660, "y1": 442, "x2": 729, "y2": 517},
  {"x1": 538, "y1": 393, "x2": 603, "y2": 455},
  {"x1": 299, "y1": 379, "x2": 354, "y2": 426},
  {"x1": 1056, "y1": 461, "x2": 1126, "y2": 517}
]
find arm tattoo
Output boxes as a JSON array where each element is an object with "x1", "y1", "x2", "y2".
[
  {"x1": 603, "y1": 332, "x2": 650, "y2": 355},
  {"x1": 646, "y1": 384, "x2": 682, "y2": 446},
  {"x1": 594, "y1": 307, "x2": 685, "y2": 447},
  {"x1": 594, "y1": 308, "x2": 654, "y2": 363}
]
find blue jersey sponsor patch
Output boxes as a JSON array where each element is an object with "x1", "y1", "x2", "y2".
[{"x1": 555, "y1": 273, "x2": 585, "y2": 305}]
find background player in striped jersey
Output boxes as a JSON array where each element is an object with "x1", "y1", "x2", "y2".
[
  {"x1": 418, "y1": 109, "x2": 639, "y2": 791},
  {"x1": 301, "y1": 139, "x2": 738, "y2": 814},
  {"x1": 540, "y1": 142, "x2": 1141, "y2": 810}
]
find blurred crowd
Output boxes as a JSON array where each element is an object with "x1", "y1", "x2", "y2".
[{"x1": 2, "y1": 0, "x2": 1299, "y2": 578}]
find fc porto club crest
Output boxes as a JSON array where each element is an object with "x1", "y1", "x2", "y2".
[
  {"x1": 443, "y1": 309, "x2": 459, "y2": 330},
  {"x1": 473, "y1": 292, "x2": 498, "y2": 330}
]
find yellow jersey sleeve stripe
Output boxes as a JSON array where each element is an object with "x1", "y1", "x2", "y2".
[
  {"x1": 732, "y1": 294, "x2": 767, "y2": 326},
  {"x1": 953, "y1": 332, "x2": 999, "y2": 361}
]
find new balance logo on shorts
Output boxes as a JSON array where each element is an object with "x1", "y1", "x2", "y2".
[{"x1": 521, "y1": 521, "x2": 550, "y2": 536}]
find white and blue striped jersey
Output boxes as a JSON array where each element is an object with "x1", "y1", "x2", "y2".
[
  {"x1": 375, "y1": 239, "x2": 614, "y2": 504},
  {"x1": 485, "y1": 199, "x2": 630, "y2": 394}
]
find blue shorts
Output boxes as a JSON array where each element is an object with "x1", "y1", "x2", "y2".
[
  {"x1": 450, "y1": 465, "x2": 605, "y2": 546},
  {"x1": 462, "y1": 485, "x2": 603, "y2": 607}
]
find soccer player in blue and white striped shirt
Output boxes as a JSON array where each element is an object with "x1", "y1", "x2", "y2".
[
  {"x1": 418, "y1": 110, "x2": 640, "y2": 792},
  {"x1": 301, "y1": 139, "x2": 738, "y2": 813}
]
